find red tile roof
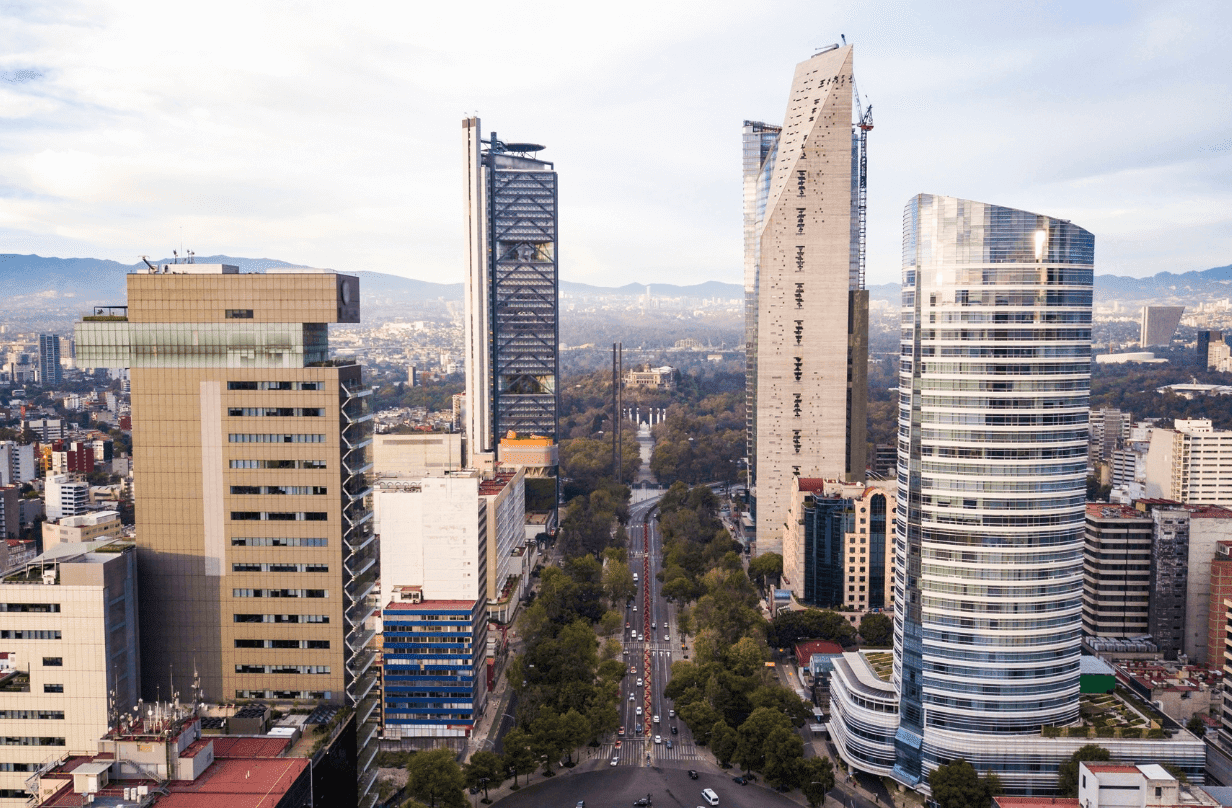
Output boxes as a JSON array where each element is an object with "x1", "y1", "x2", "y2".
[
  {"x1": 795, "y1": 640, "x2": 845, "y2": 661},
  {"x1": 995, "y1": 798, "x2": 1080, "y2": 808},
  {"x1": 180, "y1": 739, "x2": 212, "y2": 759},
  {"x1": 797, "y1": 478, "x2": 829, "y2": 493},
  {"x1": 209, "y1": 736, "x2": 289, "y2": 759}
]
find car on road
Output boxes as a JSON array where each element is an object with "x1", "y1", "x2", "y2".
[
  {"x1": 671, "y1": 725, "x2": 678, "y2": 734},
  {"x1": 636, "y1": 706, "x2": 643, "y2": 715},
  {"x1": 652, "y1": 622, "x2": 656, "y2": 629},
  {"x1": 577, "y1": 802, "x2": 585, "y2": 808},
  {"x1": 637, "y1": 678, "x2": 643, "y2": 687},
  {"x1": 732, "y1": 776, "x2": 746, "y2": 785},
  {"x1": 701, "y1": 788, "x2": 720, "y2": 805},
  {"x1": 669, "y1": 709, "x2": 675, "y2": 718},
  {"x1": 626, "y1": 622, "x2": 631, "y2": 628},
  {"x1": 664, "y1": 634, "x2": 670, "y2": 641},
  {"x1": 615, "y1": 740, "x2": 622, "y2": 749},
  {"x1": 638, "y1": 633, "x2": 643, "y2": 641},
  {"x1": 618, "y1": 726, "x2": 625, "y2": 736},
  {"x1": 629, "y1": 693, "x2": 635, "y2": 700},
  {"x1": 611, "y1": 757, "x2": 619, "y2": 766},
  {"x1": 630, "y1": 666, "x2": 636, "y2": 673},
  {"x1": 654, "y1": 735, "x2": 662, "y2": 744},
  {"x1": 633, "y1": 799, "x2": 651, "y2": 807},
  {"x1": 666, "y1": 739, "x2": 673, "y2": 749},
  {"x1": 653, "y1": 714, "x2": 660, "y2": 724},
  {"x1": 688, "y1": 770, "x2": 699, "y2": 780},
  {"x1": 635, "y1": 722, "x2": 643, "y2": 733}
]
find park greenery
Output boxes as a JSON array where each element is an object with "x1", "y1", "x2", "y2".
[
  {"x1": 928, "y1": 759, "x2": 1003, "y2": 808},
  {"x1": 656, "y1": 482, "x2": 833, "y2": 793}
]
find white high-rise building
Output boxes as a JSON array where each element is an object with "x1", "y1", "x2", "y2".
[
  {"x1": 748, "y1": 45, "x2": 868, "y2": 555},
  {"x1": 0, "y1": 441, "x2": 36, "y2": 486},
  {"x1": 1145, "y1": 419, "x2": 1232, "y2": 506},
  {"x1": 45, "y1": 474, "x2": 88, "y2": 522}
]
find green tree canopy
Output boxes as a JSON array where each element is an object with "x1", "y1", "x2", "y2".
[
  {"x1": 801, "y1": 757, "x2": 836, "y2": 808},
  {"x1": 928, "y1": 759, "x2": 1001, "y2": 808},
  {"x1": 501, "y1": 727, "x2": 536, "y2": 786},
  {"x1": 859, "y1": 612, "x2": 893, "y2": 647},
  {"x1": 735, "y1": 707, "x2": 793, "y2": 774},
  {"x1": 462, "y1": 751, "x2": 505, "y2": 800},
  {"x1": 710, "y1": 721, "x2": 739, "y2": 767},
  {"x1": 1058, "y1": 745, "x2": 1111, "y2": 797},
  {"x1": 763, "y1": 726, "x2": 805, "y2": 789},
  {"x1": 406, "y1": 748, "x2": 466, "y2": 808},
  {"x1": 748, "y1": 552, "x2": 783, "y2": 591}
]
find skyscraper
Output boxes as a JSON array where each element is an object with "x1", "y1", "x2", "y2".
[
  {"x1": 1140, "y1": 305, "x2": 1184, "y2": 347},
  {"x1": 748, "y1": 45, "x2": 868, "y2": 554},
  {"x1": 894, "y1": 194, "x2": 1092, "y2": 772},
  {"x1": 463, "y1": 118, "x2": 558, "y2": 469},
  {"x1": 39, "y1": 333, "x2": 62, "y2": 386},
  {"x1": 75, "y1": 263, "x2": 379, "y2": 805},
  {"x1": 743, "y1": 120, "x2": 781, "y2": 494}
]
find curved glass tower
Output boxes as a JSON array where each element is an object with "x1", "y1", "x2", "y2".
[{"x1": 893, "y1": 195, "x2": 1093, "y2": 772}]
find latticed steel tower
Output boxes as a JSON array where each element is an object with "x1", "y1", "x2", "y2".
[{"x1": 463, "y1": 118, "x2": 559, "y2": 466}]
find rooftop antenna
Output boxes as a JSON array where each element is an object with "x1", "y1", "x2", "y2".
[
  {"x1": 841, "y1": 34, "x2": 846, "y2": 44},
  {"x1": 140, "y1": 256, "x2": 157, "y2": 272}
]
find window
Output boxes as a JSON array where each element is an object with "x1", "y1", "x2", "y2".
[
  {"x1": 228, "y1": 434, "x2": 325, "y2": 444},
  {"x1": 231, "y1": 537, "x2": 327, "y2": 547},
  {"x1": 230, "y1": 511, "x2": 329, "y2": 522},
  {"x1": 0, "y1": 603, "x2": 60, "y2": 613},
  {"x1": 234, "y1": 613, "x2": 329, "y2": 624},
  {"x1": 230, "y1": 460, "x2": 327, "y2": 470},
  {"x1": 225, "y1": 309, "x2": 254, "y2": 319},
  {"x1": 43, "y1": 684, "x2": 64, "y2": 694},
  {"x1": 41, "y1": 658, "x2": 62, "y2": 667},
  {"x1": 0, "y1": 630, "x2": 61, "y2": 640}
]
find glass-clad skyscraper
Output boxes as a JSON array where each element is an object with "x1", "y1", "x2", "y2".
[
  {"x1": 896, "y1": 194, "x2": 1092, "y2": 775},
  {"x1": 742, "y1": 120, "x2": 781, "y2": 494},
  {"x1": 830, "y1": 195, "x2": 1206, "y2": 793},
  {"x1": 463, "y1": 118, "x2": 558, "y2": 467}
]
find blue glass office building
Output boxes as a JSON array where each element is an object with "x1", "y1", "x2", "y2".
[{"x1": 382, "y1": 599, "x2": 487, "y2": 744}]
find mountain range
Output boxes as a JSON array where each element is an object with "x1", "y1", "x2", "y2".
[{"x1": 1, "y1": 253, "x2": 1230, "y2": 313}]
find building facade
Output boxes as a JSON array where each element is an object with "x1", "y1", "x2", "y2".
[
  {"x1": 0, "y1": 540, "x2": 140, "y2": 808},
  {"x1": 463, "y1": 118, "x2": 559, "y2": 468},
  {"x1": 73, "y1": 264, "x2": 379, "y2": 806},
  {"x1": 1141, "y1": 306, "x2": 1185, "y2": 347},
  {"x1": 44, "y1": 475, "x2": 88, "y2": 522},
  {"x1": 742, "y1": 119, "x2": 781, "y2": 494},
  {"x1": 825, "y1": 195, "x2": 1204, "y2": 794},
  {"x1": 749, "y1": 45, "x2": 868, "y2": 554},
  {"x1": 41, "y1": 510, "x2": 122, "y2": 551},
  {"x1": 1082, "y1": 504, "x2": 1153, "y2": 639},
  {"x1": 783, "y1": 478, "x2": 894, "y2": 612},
  {"x1": 37, "y1": 335, "x2": 61, "y2": 387},
  {"x1": 1145, "y1": 419, "x2": 1232, "y2": 506},
  {"x1": 0, "y1": 442, "x2": 36, "y2": 487}
]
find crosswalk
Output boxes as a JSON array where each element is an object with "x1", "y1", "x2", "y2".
[{"x1": 599, "y1": 735, "x2": 703, "y2": 765}]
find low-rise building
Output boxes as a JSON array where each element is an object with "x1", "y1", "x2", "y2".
[
  {"x1": 41, "y1": 511, "x2": 122, "y2": 551},
  {"x1": 623, "y1": 366, "x2": 675, "y2": 390},
  {"x1": 0, "y1": 539, "x2": 140, "y2": 807}
]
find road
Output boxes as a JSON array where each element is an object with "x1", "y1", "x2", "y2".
[
  {"x1": 489, "y1": 765, "x2": 802, "y2": 808},
  {"x1": 600, "y1": 494, "x2": 702, "y2": 768}
]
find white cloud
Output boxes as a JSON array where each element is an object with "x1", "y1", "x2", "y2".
[{"x1": 0, "y1": 0, "x2": 1229, "y2": 286}]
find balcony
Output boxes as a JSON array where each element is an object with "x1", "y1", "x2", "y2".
[{"x1": 83, "y1": 305, "x2": 128, "y2": 322}]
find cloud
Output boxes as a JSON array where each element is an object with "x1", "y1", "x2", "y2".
[{"x1": 0, "y1": 0, "x2": 1229, "y2": 286}]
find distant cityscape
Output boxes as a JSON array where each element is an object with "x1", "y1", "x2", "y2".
[{"x1": 3, "y1": 29, "x2": 1232, "y2": 808}]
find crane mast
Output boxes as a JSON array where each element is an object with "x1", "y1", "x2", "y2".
[{"x1": 853, "y1": 79, "x2": 873, "y2": 291}]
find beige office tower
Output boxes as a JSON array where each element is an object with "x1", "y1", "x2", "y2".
[
  {"x1": 75, "y1": 264, "x2": 379, "y2": 805},
  {"x1": 752, "y1": 45, "x2": 867, "y2": 554}
]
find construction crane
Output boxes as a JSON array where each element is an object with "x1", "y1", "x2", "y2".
[{"x1": 852, "y1": 76, "x2": 874, "y2": 291}]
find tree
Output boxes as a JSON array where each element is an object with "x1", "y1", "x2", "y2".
[
  {"x1": 531, "y1": 709, "x2": 569, "y2": 772},
  {"x1": 501, "y1": 728, "x2": 536, "y2": 786},
  {"x1": 763, "y1": 726, "x2": 805, "y2": 789},
  {"x1": 735, "y1": 707, "x2": 793, "y2": 773},
  {"x1": 603, "y1": 559, "x2": 637, "y2": 605},
  {"x1": 406, "y1": 747, "x2": 466, "y2": 808},
  {"x1": 859, "y1": 612, "x2": 893, "y2": 647},
  {"x1": 463, "y1": 751, "x2": 505, "y2": 801},
  {"x1": 1187, "y1": 714, "x2": 1207, "y2": 737},
  {"x1": 678, "y1": 700, "x2": 721, "y2": 746},
  {"x1": 1058, "y1": 745, "x2": 1111, "y2": 797},
  {"x1": 801, "y1": 757, "x2": 835, "y2": 808},
  {"x1": 710, "y1": 721, "x2": 739, "y2": 767},
  {"x1": 748, "y1": 552, "x2": 783, "y2": 591},
  {"x1": 559, "y1": 708, "x2": 591, "y2": 765},
  {"x1": 928, "y1": 759, "x2": 1001, "y2": 808}
]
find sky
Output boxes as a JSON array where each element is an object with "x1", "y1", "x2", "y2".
[{"x1": 1, "y1": 0, "x2": 1230, "y2": 288}]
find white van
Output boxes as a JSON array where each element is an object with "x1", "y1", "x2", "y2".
[
  {"x1": 701, "y1": 788, "x2": 719, "y2": 805},
  {"x1": 633, "y1": 573, "x2": 639, "y2": 582}
]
